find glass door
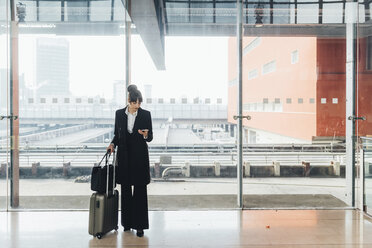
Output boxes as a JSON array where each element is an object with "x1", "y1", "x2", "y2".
[
  {"x1": 0, "y1": 0, "x2": 9, "y2": 210},
  {"x1": 235, "y1": 0, "x2": 351, "y2": 208},
  {"x1": 357, "y1": 4, "x2": 372, "y2": 215}
]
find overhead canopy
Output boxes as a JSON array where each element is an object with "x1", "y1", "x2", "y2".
[{"x1": 3, "y1": 0, "x2": 372, "y2": 69}]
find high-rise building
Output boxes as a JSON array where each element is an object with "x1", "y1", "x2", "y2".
[
  {"x1": 144, "y1": 84, "x2": 152, "y2": 100},
  {"x1": 36, "y1": 38, "x2": 70, "y2": 97},
  {"x1": 113, "y1": 80, "x2": 125, "y2": 106}
]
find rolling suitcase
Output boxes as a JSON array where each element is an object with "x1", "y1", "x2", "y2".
[{"x1": 89, "y1": 151, "x2": 119, "y2": 239}]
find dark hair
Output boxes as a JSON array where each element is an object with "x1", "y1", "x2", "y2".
[{"x1": 127, "y1": 84, "x2": 143, "y2": 103}]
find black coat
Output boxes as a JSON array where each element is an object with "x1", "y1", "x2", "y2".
[{"x1": 111, "y1": 107, "x2": 153, "y2": 186}]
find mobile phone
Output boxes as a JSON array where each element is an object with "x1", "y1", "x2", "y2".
[{"x1": 141, "y1": 129, "x2": 149, "y2": 132}]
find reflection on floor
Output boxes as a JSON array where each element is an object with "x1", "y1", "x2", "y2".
[{"x1": 2, "y1": 210, "x2": 372, "y2": 247}]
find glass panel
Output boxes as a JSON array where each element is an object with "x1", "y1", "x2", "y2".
[
  {"x1": 39, "y1": 1, "x2": 61, "y2": 22},
  {"x1": 363, "y1": 139, "x2": 372, "y2": 215},
  {"x1": 135, "y1": 35, "x2": 236, "y2": 209},
  {"x1": 10, "y1": 1, "x2": 126, "y2": 209},
  {"x1": 238, "y1": 2, "x2": 349, "y2": 208},
  {"x1": 166, "y1": 2, "x2": 189, "y2": 23},
  {"x1": 66, "y1": 1, "x2": 88, "y2": 22},
  {"x1": 114, "y1": 0, "x2": 125, "y2": 21},
  {"x1": 323, "y1": 3, "x2": 343, "y2": 24},
  {"x1": 90, "y1": 0, "x2": 111, "y2": 21},
  {"x1": 297, "y1": 0, "x2": 318, "y2": 23},
  {"x1": 358, "y1": 1, "x2": 372, "y2": 215},
  {"x1": 0, "y1": 0, "x2": 8, "y2": 210}
]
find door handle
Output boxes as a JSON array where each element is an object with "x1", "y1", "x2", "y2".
[
  {"x1": 348, "y1": 116, "x2": 366, "y2": 121},
  {"x1": 233, "y1": 115, "x2": 251, "y2": 120},
  {"x1": 0, "y1": 115, "x2": 18, "y2": 120}
]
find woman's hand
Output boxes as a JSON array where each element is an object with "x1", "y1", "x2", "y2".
[
  {"x1": 107, "y1": 143, "x2": 115, "y2": 154},
  {"x1": 138, "y1": 129, "x2": 149, "y2": 139}
]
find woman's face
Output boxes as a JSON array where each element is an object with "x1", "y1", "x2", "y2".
[{"x1": 128, "y1": 99, "x2": 141, "y2": 111}]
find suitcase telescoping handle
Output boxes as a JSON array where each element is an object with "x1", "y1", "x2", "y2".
[{"x1": 105, "y1": 150, "x2": 116, "y2": 196}]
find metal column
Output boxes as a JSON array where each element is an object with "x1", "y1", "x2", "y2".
[
  {"x1": 9, "y1": 0, "x2": 19, "y2": 208},
  {"x1": 125, "y1": 0, "x2": 131, "y2": 103},
  {"x1": 236, "y1": 0, "x2": 243, "y2": 208},
  {"x1": 345, "y1": 1, "x2": 357, "y2": 207}
]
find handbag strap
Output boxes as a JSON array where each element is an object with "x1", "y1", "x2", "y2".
[{"x1": 95, "y1": 152, "x2": 111, "y2": 168}]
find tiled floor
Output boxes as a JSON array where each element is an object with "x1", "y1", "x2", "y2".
[{"x1": 2, "y1": 210, "x2": 372, "y2": 247}]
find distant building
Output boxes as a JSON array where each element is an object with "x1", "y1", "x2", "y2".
[
  {"x1": 113, "y1": 80, "x2": 125, "y2": 106},
  {"x1": 144, "y1": 84, "x2": 152, "y2": 100},
  {"x1": 228, "y1": 37, "x2": 372, "y2": 143},
  {"x1": 36, "y1": 38, "x2": 70, "y2": 97}
]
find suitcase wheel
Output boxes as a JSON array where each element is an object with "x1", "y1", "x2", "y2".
[{"x1": 96, "y1": 233, "x2": 102, "y2": 239}]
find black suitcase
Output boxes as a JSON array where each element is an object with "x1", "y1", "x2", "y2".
[{"x1": 89, "y1": 151, "x2": 119, "y2": 239}]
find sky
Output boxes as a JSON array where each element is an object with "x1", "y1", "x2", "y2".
[{"x1": 1, "y1": 34, "x2": 229, "y2": 102}]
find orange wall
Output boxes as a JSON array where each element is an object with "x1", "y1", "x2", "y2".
[
  {"x1": 317, "y1": 38, "x2": 372, "y2": 137},
  {"x1": 356, "y1": 38, "x2": 372, "y2": 136},
  {"x1": 316, "y1": 39, "x2": 346, "y2": 137},
  {"x1": 228, "y1": 37, "x2": 317, "y2": 141}
]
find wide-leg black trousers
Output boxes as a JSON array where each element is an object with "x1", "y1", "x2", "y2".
[{"x1": 121, "y1": 185, "x2": 149, "y2": 230}]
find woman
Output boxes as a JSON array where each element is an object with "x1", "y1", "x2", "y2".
[{"x1": 107, "y1": 84, "x2": 153, "y2": 237}]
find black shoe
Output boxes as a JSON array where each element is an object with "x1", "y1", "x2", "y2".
[
  {"x1": 124, "y1": 227, "x2": 131, "y2": 232},
  {"x1": 136, "y1": 229, "x2": 144, "y2": 237}
]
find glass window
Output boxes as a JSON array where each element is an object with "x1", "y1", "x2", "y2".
[
  {"x1": 229, "y1": 78, "x2": 237, "y2": 86},
  {"x1": 262, "y1": 60, "x2": 276, "y2": 75},
  {"x1": 286, "y1": 98, "x2": 292, "y2": 104},
  {"x1": 291, "y1": 50, "x2": 299, "y2": 64},
  {"x1": 298, "y1": 98, "x2": 303, "y2": 104},
  {"x1": 244, "y1": 37, "x2": 261, "y2": 55},
  {"x1": 248, "y1": 68, "x2": 258, "y2": 80}
]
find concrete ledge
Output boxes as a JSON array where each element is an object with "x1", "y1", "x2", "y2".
[{"x1": 0, "y1": 163, "x2": 347, "y2": 179}]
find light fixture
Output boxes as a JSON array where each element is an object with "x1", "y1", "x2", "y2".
[
  {"x1": 16, "y1": 2, "x2": 26, "y2": 22},
  {"x1": 255, "y1": 2, "x2": 264, "y2": 27}
]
